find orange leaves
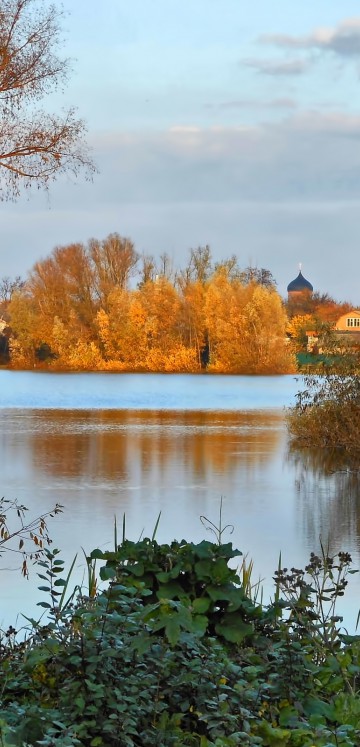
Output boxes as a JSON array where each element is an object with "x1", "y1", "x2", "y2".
[
  {"x1": 205, "y1": 275, "x2": 295, "y2": 374},
  {"x1": 7, "y1": 241, "x2": 296, "y2": 373}
]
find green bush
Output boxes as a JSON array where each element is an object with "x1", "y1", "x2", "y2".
[{"x1": 1, "y1": 539, "x2": 360, "y2": 746}]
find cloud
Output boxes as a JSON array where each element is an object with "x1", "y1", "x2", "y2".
[
  {"x1": 261, "y1": 17, "x2": 360, "y2": 58},
  {"x1": 168, "y1": 126, "x2": 201, "y2": 134},
  {"x1": 75, "y1": 113, "x2": 360, "y2": 211},
  {"x1": 206, "y1": 98, "x2": 297, "y2": 110},
  {"x1": 10, "y1": 110, "x2": 360, "y2": 219},
  {"x1": 284, "y1": 110, "x2": 360, "y2": 137},
  {"x1": 4, "y1": 113, "x2": 360, "y2": 302},
  {"x1": 242, "y1": 57, "x2": 309, "y2": 75}
]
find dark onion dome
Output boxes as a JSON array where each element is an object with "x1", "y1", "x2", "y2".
[{"x1": 287, "y1": 270, "x2": 313, "y2": 293}]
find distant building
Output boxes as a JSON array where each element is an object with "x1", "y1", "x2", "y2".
[
  {"x1": 304, "y1": 309, "x2": 360, "y2": 351},
  {"x1": 287, "y1": 268, "x2": 313, "y2": 302},
  {"x1": 334, "y1": 310, "x2": 360, "y2": 344},
  {"x1": 335, "y1": 310, "x2": 360, "y2": 331}
]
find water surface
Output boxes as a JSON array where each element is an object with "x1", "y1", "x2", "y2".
[
  {"x1": 0, "y1": 370, "x2": 299, "y2": 409},
  {"x1": 1, "y1": 372, "x2": 359, "y2": 631}
]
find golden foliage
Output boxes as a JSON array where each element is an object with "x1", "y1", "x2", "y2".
[
  {"x1": 7, "y1": 241, "x2": 296, "y2": 374},
  {"x1": 205, "y1": 274, "x2": 295, "y2": 374}
]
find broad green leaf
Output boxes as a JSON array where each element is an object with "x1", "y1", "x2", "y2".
[
  {"x1": 191, "y1": 614, "x2": 208, "y2": 637},
  {"x1": 215, "y1": 613, "x2": 253, "y2": 643},
  {"x1": 89, "y1": 548, "x2": 105, "y2": 559},
  {"x1": 100, "y1": 565, "x2": 116, "y2": 581},
  {"x1": 165, "y1": 616, "x2": 181, "y2": 645},
  {"x1": 127, "y1": 562, "x2": 144, "y2": 577},
  {"x1": 155, "y1": 582, "x2": 186, "y2": 600},
  {"x1": 192, "y1": 597, "x2": 210, "y2": 613},
  {"x1": 303, "y1": 696, "x2": 334, "y2": 720}
]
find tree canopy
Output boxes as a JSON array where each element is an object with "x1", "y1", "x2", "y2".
[{"x1": 2, "y1": 237, "x2": 295, "y2": 374}]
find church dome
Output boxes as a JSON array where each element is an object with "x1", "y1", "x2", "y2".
[{"x1": 287, "y1": 270, "x2": 313, "y2": 293}]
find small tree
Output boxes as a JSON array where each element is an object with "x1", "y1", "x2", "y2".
[
  {"x1": 287, "y1": 341, "x2": 360, "y2": 461},
  {"x1": 0, "y1": 276, "x2": 24, "y2": 302},
  {"x1": 0, "y1": 0, "x2": 95, "y2": 199}
]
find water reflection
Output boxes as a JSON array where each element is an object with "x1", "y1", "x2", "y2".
[
  {"x1": 2, "y1": 407, "x2": 360, "y2": 631},
  {"x1": 288, "y1": 445, "x2": 360, "y2": 555},
  {"x1": 7, "y1": 409, "x2": 283, "y2": 483}
]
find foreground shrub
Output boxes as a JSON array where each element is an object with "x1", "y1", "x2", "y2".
[{"x1": 1, "y1": 539, "x2": 360, "y2": 746}]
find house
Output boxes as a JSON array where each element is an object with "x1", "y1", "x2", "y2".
[
  {"x1": 286, "y1": 266, "x2": 360, "y2": 354},
  {"x1": 335, "y1": 310, "x2": 360, "y2": 332},
  {"x1": 304, "y1": 310, "x2": 360, "y2": 351},
  {"x1": 334, "y1": 310, "x2": 360, "y2": 344}
]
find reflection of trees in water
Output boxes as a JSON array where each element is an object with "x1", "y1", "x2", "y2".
[
  {"x1": 288, "y1": 445, "x2": 360, "y2": 554},
  {"x1": 28, "y1": 409, "x2": 283, "y2": 484}
]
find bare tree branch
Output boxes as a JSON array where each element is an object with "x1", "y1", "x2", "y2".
[{"x1": 0, "y1": 0, "x2": 96, "y2": 199}]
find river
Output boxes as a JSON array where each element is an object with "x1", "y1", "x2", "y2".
[{"x1": 1, "y1": 370, "x2": 359, "y2": 631}]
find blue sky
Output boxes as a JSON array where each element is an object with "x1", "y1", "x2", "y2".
[{"x1": 3, "y1": 0, "x2": 360, "y2": 301}]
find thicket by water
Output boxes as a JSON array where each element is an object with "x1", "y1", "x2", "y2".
[{"x1": 287, "y1": 343, "x2": 360, "y2": 463}]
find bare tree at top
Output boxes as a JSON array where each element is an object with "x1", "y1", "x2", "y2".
[{"x1": 0, "y1": 0, "x2": 95, "y2": 199}]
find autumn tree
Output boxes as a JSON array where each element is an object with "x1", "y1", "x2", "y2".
[
  {"x1": 90, "y1": 233, "x2": 139, "y2": 307},
  {"x1": 0, "y1": 0, "x2": 95, "y2": 199},
  {"x1": 27, "y1": 243, "x2": 96, "y2": 345},
  {"x1": 239, "y1": 266, "x2": 277, "y2": 288},
  {"x1": 136, "y1": 277, "x2": 182, "y2": 366},
  {"x1": 240, "y1": 284, "x2": 294, "y2": 373},
  {"x1": 286, "y1": 314, "x2": 315, "y2": 353},
  {"x1": 7, "y1": 287, "x2": 39, "y2": 365},
  {"x1": 286, "y1": 289, "x2": 353, "y2": 323},
  {"x1": 214, "y1": 255, "x2": 243, "y2": 280},
  {"x1": 0, "y1": 275, "x2": 24, "y2": 302},
  {"x1": 312, "y1": 293, "x2": 353, "y2": 324},
  {"x1": 6, "y1": 237, "x2": 296, "y2": 373},
  {"x1": 95, "y1": 288, "x2": 135, "y2": 365},
  {"x1": 205, "y1": 271, "x2": 294, "y2": 374},
  {"x1": 177, "y1": 245, "x2": 213, "y2": 288},
  {"x1": 138, "y1": 255, "x2": 156, "y2": 288},
  {"x1": 95, "y1": 278, "x2": 197, "y2": 372},
  {"x1": 157, "y1": 252, "x2": 174, "y2": 281},
  {"x1": 6, "y1": 243, "x2": 97, "y2": 367},
  {"x1": 178, "y1": 280, "x2": 207, "y2": 367}
]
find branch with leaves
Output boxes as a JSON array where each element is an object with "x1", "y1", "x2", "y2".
[{"x1": 0, "y1": 496, "x2": 62, "y2": 577}]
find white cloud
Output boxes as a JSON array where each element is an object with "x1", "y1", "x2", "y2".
[
  {"x1": 242, "y1": 57, "x2": 309, "y2": 76},
  {"x1": 168, "y1": 126, "x2": 202, "y2": 134},
  {"x1": 10, "y1": 113, "x2": 360, "y2": 214},
  {"x1": 211, "y1": 98, "x2": 297, "y2": 110},
  {"x1": 283, "y1": 110, "x2": 360, "y2": 137},
  {"x1": 261, "y1": 17, "x2": 360, "y2": 58},
  {"x1": 81, "y1": 113, "x2": 360, "y2": 207}
]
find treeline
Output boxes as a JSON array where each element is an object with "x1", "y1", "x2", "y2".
[{"x1": 0, "y1": 234, "x2": 295, "y2": 373}]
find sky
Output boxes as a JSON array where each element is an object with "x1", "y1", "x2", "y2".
[{"x1": 2, "y1": 0, "x2": 360, "y2": 302}]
